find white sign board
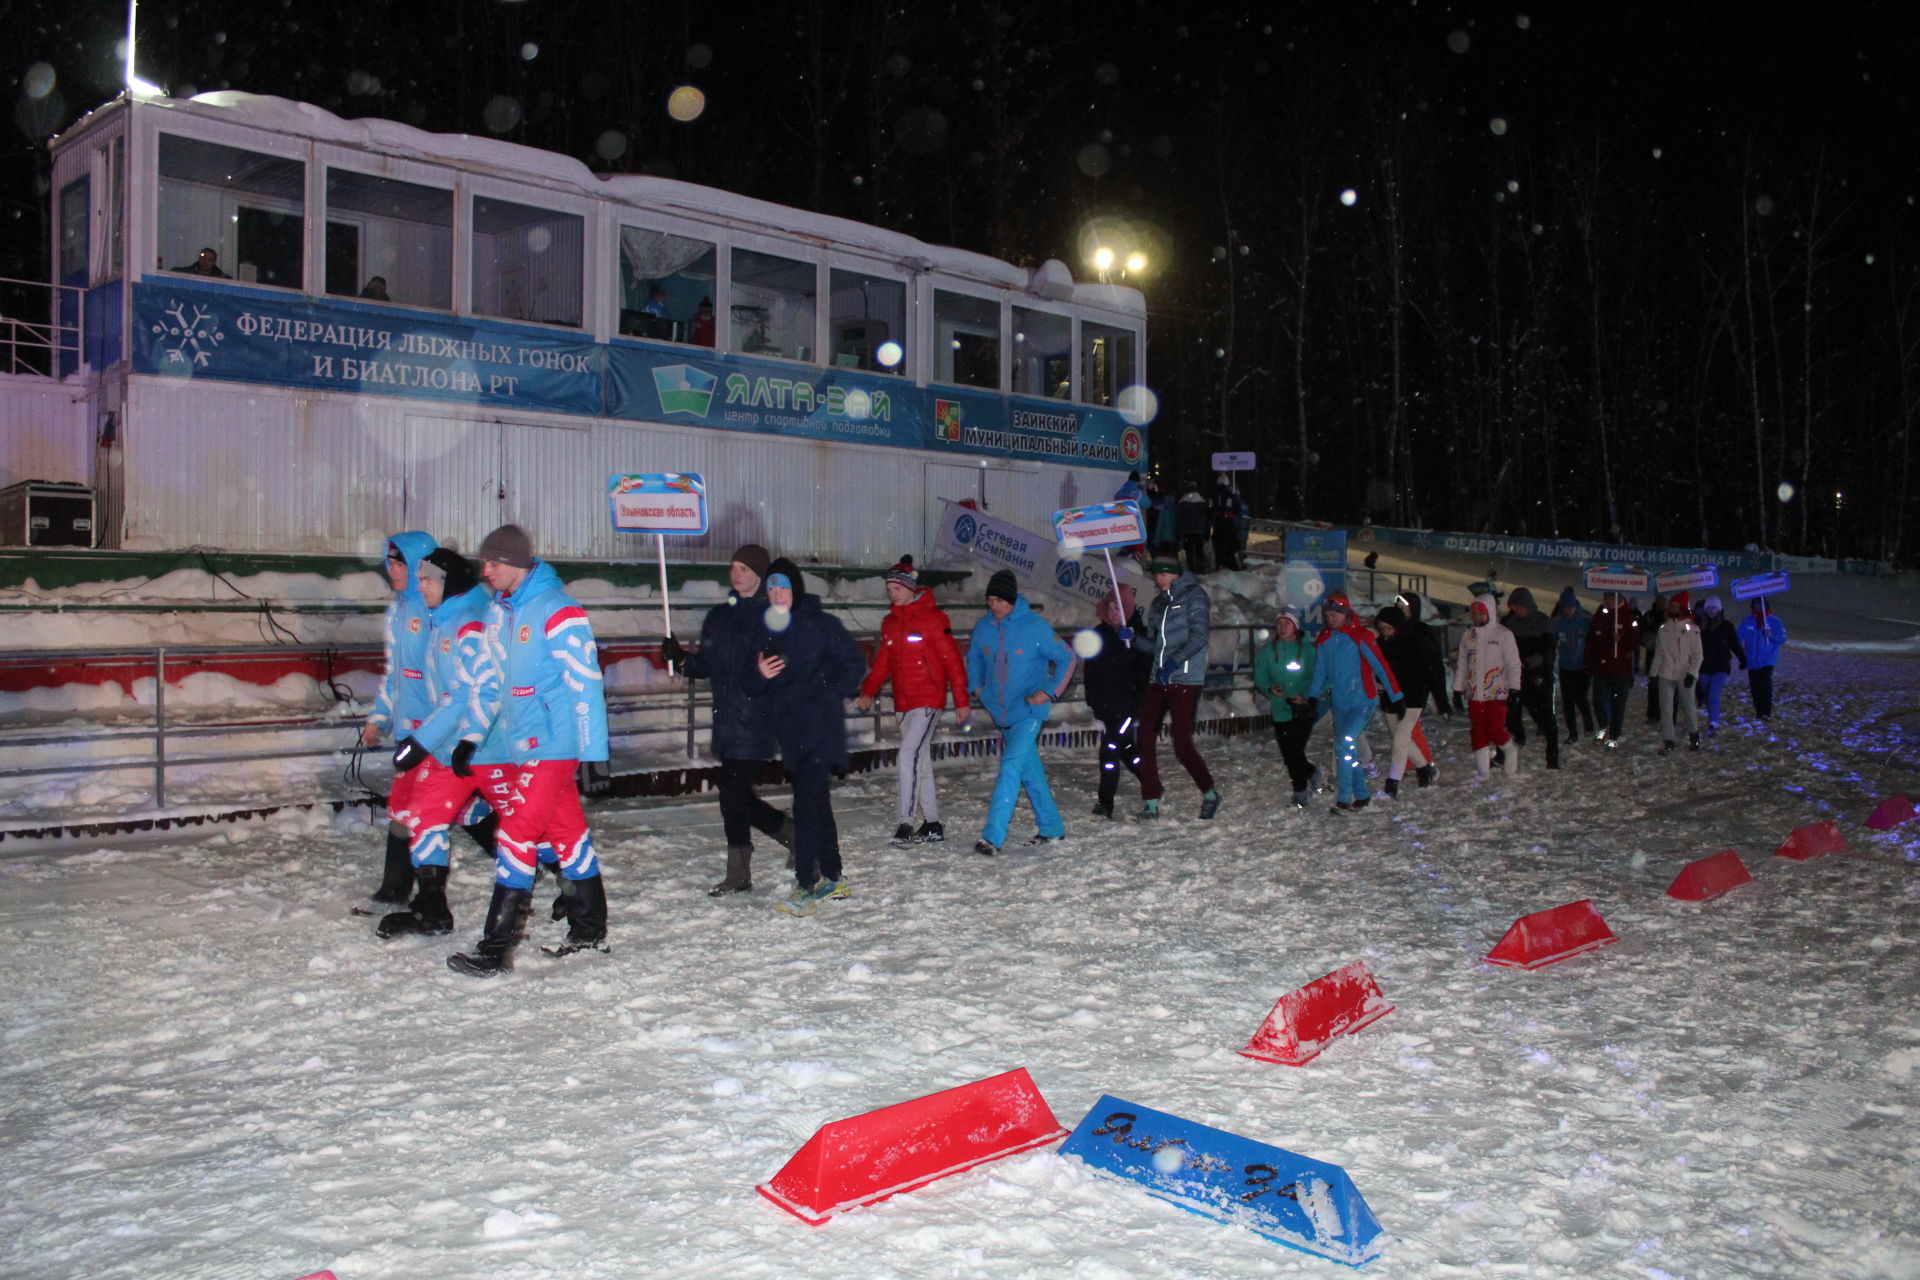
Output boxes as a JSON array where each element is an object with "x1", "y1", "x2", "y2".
[
  {"x1": 1582, "y1": 563, "x2": 1651, "y2": 593},
  {"x1": 1654, "y1": 565, "x2": 1719, "y2": 595},
  {"x1": 1212, "y1": 451, "x2": 1257, "y2": 472},
  {"x1": 1052, "y1": 500, "x2": 1146, "y2": 552},
  {"x1": 608, "y1": 473, "x2": 709, "y2": 535}
]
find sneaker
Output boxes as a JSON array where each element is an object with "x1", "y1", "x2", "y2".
[
  {"x1": 973, "y1": 839, "x2": 999, "y2": 856},
  {"x1": 1363, "y1": 759, "x2": 1381, "y2": 780},
  {"x1": 1604, "y1": 736, "x2": 1619, "y2": 750},
  {"x1": 1024, "y1": 833, "x2": 1060, "y2": 846},
  {"x1": 1352, "y1": 797, "x2": 1371, "y2": 810},
  {"x1": 1307, "y1": 766, "x2": 1325, "y2": 794},
  {"x1": 542, "y1": 933, "x2": 610, "y2": 958},
  {"x1": 1199, "y1": 791, "x2": 1222, "y2": 820},
  {"x1": 1290, "y1": 791, "x2": 1309, "y2": 808},
  {"x1": 1689, "y1": 732, "x2": 1701, "y2": 752},
  {"x1": 1383, "y1": 778, "x2": 1399, "y2": 799},
  {"x1": 1661, "y1": 741, "x2": 1676, "y2": 754},
  {"x1": 913, "y1": 821, "x2": 945, "y2": 843},
  {"x1": 1330, "y1": 801, "x2": 1353, "y2": 815},
  {"x1": 775, "y1": 878, "x2": 850, "y2": 916},
  {"x1": 1090, "y1": 801, "x2": 1115, "y2": 819},
  {"x1": 1592, "y1": 729, "x2": 1609, "y2": 742},
  {"x1": 890, "y1": 823, "x2": 915, "y2": 846},
  {"x1": 1135, "y1": 803, "x2": 1160, "y2": 820}
]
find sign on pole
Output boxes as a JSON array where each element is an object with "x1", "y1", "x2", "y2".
[
  {"x1": 1654, "y1": 564, "x2": 1719, "y2": 594},
  {"x1": 1212, "y1": 451, "x2": 1256, "y2": 472},
  {"x1": 1581, "y1": 563, "x2": 1651, "y2": 593},
  {"x1": 1053, "y1": 501, "x2": 1146, "y2": 615},
  {"x1": 1730, "y1": 571, "x2": 1790, "y2": 601},
  {"x1": 609, "y1": 472, "x2": 709, "y2": 655},
  {"x1": 939, "y1": 501, "x2": 1139, "y2": 612}
]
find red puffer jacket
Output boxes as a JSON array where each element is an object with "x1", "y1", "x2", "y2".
[{"x1": 858, "y1": 588, "x2": 970, "y2": 714}]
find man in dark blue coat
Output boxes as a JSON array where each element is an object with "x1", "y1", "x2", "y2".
[{"x1": 661, "y1": 544, "x2": 791, "y2": 896}]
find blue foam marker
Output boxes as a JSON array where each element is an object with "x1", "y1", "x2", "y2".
[{"x1": 1058, "y1": 1096, "x2": 1386, "y2": 1266}]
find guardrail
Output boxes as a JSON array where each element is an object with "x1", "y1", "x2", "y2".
[
  {"x1": 0, "y1": 276, "x2": 84, "y2": 377},
  {"x1": 0, "y1": 627, "x2": 1294, "y2": 817}
]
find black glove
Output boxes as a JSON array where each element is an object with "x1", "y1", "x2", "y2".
[
  {"x1": 451, "y1": 740, "x2": 477, "y2": 777},
  {"x1": 1683, "y1": 674, "x2": 1696, "y2": 689},
  {"x1": 660, "y1": 635, "x2": 687, "y2": 664},
  {"x1": 391, "y1": 737, "x2": 431, "y2": 773}
]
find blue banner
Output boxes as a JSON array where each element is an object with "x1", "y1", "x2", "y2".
[
  {"x1": 1346, "y1": 521, "x2": 1775, "y2": 574},
  {"x1": 130, "y1": 278, "x2": 1145, "y2": 470},
  {"x1": 133, "y1": 279, "x2": 603, "y2": 416},
  {"x1": 1059, "y1": 1096, "x2": 1387, "y2": 1266}
]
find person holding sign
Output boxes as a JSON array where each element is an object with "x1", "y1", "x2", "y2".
[
  {"x1": 855, "y1": 556, "x2": 971, "y2": 844},
  {"x1": 1084, "y1": 584, "x2": 1151, "y2": 818},
  {"x1": 746, "y1": 559, "x2": 867, "y2": 915},
  {"x1": 1737, "y1": 599, "x2": 1787, "y2": 720},
  {"x1": 446, "y1": 525, "x2": 611, "y2": 976},
  {"x1": 661, "y1": 544, "x2": 794, "y2": 897},
  {"x1": 966, "y1": 570, "x2": 1078, "y2": 854},
  {"x1": 1133, "y1": 556, "x2": 1221, "y2": 820}
]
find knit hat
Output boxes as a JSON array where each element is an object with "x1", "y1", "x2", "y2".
[
  {"x1": 1146, "y1": 555, "x2": 1182, "y2": 576},
  {"x1": 1276, "y1": 605, "x2": 1305, "y2": 632},
  {"x1": 884, "y1": 555, "x2": 919, "y2": 590},
  {"x1": 1671, "y1": 591, "x2": 1691, "y2": 611},
  {"x1": 730, "y1": 543, "x2": 772, "y2": 582},
  {"x1": 1376, "y1": 605, "x2": 1408, "y2": 629},
  {"x1": 765, "y1": 556, "x2": 804, "y2": 598},
  {"x1": 1555, "y1": 586, "x2": 1580, "y2": 614},
  {"x1": 1323, "y1": 590, "x2": 1353, "y2": 615},
  {"x1": 984, "y1": 568, "x2": 1019, "y2": 603},
  {"x1": 477, "y1": 523, "x2": 534, "y2": 569},
  {"x1": 1701, "y1": 595, "x2": 1723, "y2": 615},
  {"x1": 419, "y1": 547, "x2": 478, "y2": 599},
  {"x1": 1507, "y1": 587, "x2": 1536, "y2": 611}
]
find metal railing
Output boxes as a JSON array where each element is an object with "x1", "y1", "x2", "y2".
[
  {"x1": 0, "y1": 276, "x2": 84, "y2": 377},
  {"x1": 0, "y1": 626, "x2": 1298, "y2": 817}
]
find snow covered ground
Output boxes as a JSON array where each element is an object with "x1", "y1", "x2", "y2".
[{"x1": 2, "y1": 642, "x2": 1917, "y2": 1280}]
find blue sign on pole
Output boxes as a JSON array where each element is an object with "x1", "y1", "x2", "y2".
[
  {"x1": 1730, "y1": 571, "x2": 1791, "y2": 601},
  {"x1": 1059, "y1": 1096, "x2": 1387, "y2": 1266}
]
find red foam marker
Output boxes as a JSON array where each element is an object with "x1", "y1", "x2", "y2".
[
  {"x1": 1485, "y1": 899, "x2": 1618, "y2": 970},
  {"x1": 1666, "y1": 849, "x2": 1754, "y2": 901},
  {"x1": 1865, "y1": 795, "x2": 1917, "y2": 831},
  {"x1": 1240, "y1": 959, "x2": 1394, "y2": 1066},
  {"x1": 294, "y1": 1273, "x2": 337, "y2": 1279},
  {"x1": 756, "y1": 1067, "x2": 1067, "y2": 1225},
  {"x1": 1775, "y1": 819, "x2": 1848, "y2": 860}
]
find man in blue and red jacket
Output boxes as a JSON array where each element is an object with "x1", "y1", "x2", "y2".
[
  {"x1": 363, "y1": 531, "x2": 437, "y2": 907},
  {"x1": 447, "y1": 524, "x2": 610, "y2": 976}
]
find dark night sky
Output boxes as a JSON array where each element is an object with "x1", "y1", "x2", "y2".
[{"x1": 6, "y1": 1, "x2": 1919, "y2": 555}]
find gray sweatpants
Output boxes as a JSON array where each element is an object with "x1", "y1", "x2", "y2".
[{"x1": 896, "y1": 706, "x2": 941, "y2": 825}]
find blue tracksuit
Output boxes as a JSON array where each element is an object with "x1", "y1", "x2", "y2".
[
  {"x1": 1310, "y1": 629, "x2": 1399, "y2": 803},
  {"x1": 966, "y1": 595, "x2": 1077, "y2": 847},
  {"x1": 368, "y1": 531, "x2": 438, "y2": 738},
  {"x1": 480, "y1": 560, "x2": 609, "y2": 765}
]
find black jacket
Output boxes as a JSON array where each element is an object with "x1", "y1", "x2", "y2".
[
  {"x1": 1699, "y1": 615, "x2": 1748, "y2": 675},
  {"x1": 1377, "y1": 605, "x2": 1449, "y2": 714},
  {"x1": 1083, "y1": 613, "x2": 1150, "y2": 725},
  {"x1": 744, "y1": 591, "x2": 867, "y2": 772},
  {"x1": 682, "y1": 588, "x2": 776, "y2": 760}
]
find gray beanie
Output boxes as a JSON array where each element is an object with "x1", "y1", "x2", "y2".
[{"x1": 478, "y1": 524, "x2": 535, "y2": 569}]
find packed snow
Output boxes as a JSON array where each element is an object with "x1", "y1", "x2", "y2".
[{"x1": 2, "y1": 634, "x2": 1917, "y2": 1279}]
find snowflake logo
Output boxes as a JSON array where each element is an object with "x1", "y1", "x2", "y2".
[{"x1": 150, "y1": 300, "x2": 225, "y2": 375}]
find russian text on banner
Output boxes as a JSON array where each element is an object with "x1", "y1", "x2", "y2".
[
  {"x1": 1059, "y1": 1096, "x2": 1386, "y2": 1266},
  {"x1": 756, "y1": 1067, "x2": 1067, "y2": 1225},
  {"x1": 1240, "y1": 960, "x2": 1394, "y2": 1066}
]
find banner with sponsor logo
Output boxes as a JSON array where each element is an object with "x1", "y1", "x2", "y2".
[
  {"x1": 1347, "y1": 521, "x2": 1776, "y2": 574},
  {"x1": 131, "y1": 278, "x2": 1146, "y2": 471},
  {"x1": 936, "y1": 500, "x2": 1140, "y2": 613}
]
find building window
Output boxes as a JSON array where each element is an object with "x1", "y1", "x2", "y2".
[
  {"x1": 59, "y1": 178, "x2": 88, "y2": 285},
  {"x1": 158, "y1": 133, "x2": 306, "y2": 287},
  {"x1": 325, "y1": 169, "x2": 453, "y2": 309},
  {"x1": 828, "y1": 269, "x2": 906, "y2": 374},
  {"x1": 933, "y1": 289, "x2": 999, "y2": 389},
  {"x1": 1080, "y1": 321, "x2": 1137, "y2": 407},
  {"x1": 616, "y1": 226, "x2": 716, "y2": 345},
  {"x1": 729, "y1": 248, "x2": 817, "y2": 361},
  {"x1": 1012, "y1": 305, "x2": 1072, "y2": 400},
  {"x1": 471, "y1": 195, "x2": 583, "y2": 327}
]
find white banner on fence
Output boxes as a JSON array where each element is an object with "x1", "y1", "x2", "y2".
[{"x1": 936, "y1": 500, "x2": 1141, "y2": 613}]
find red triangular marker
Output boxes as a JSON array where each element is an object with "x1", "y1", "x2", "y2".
[
  {"x1": 1485, "y1": 899, "x2": 1617, "y2": 969},
  {"x1": 1666, "y1": 849, "x2": 1754, "y2": 901},
  {"x1": 1775, "y1": 820, "x2": 1847, "y2": 860},
  {"x1": 1865, "y1": 795, "x2": 1917, "y2": 831},
  {"x1": 1241, "y1": 959, "x2": 1394, "y2": 1066}
]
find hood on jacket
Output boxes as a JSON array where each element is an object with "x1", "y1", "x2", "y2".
[
  {"x1": 1554, "y1": 586, "x2": 1580, "y2": 616},
  {"x1": 765, "y1": 556, "x2": 808, "y2": 602},
  {"x1": 1396, "y1": 591, "x2": 1425, "y2": 623},
  {"x1": 385, "y1": 531, "x2": 437, "y2": 592},
  {"x1": 1471, "y1": 593, "x2": 1498, "y2": 626},
  {"x1": 1507, "y1": 586, "x2": 1537, "y2": 611},
  {"x1": 1375, "y1": 605, "x2": 1409, "y2": 631}
]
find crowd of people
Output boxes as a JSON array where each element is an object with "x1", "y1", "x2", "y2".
[{"x1": 357, "y1": 522, "x2": 1792, "y2": 956}]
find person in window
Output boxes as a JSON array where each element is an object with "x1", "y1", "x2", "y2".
[
  {"x1": 690, "y1": 296, "x2": 716, "y2": 347},
  {"x1": 177, "y1": 247, "x2": 229, "y2": 278},
  {"x1": 360, "y1": 276, "x2": 391, "y2": 301},
  {"x1": 641, "y1": 285, "x2": 671, "y2": 318}
]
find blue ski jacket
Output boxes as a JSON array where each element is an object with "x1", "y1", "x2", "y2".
[
  {"x1": 368, "y1": 531, "x2": 438, "y2": 737},
  {"x1": 480, "y1": 560, "x2": 609, "y2": 764},
  {"x1": 411, "y1": 582, "x2": 506, "y2": 766},
  {"x1": 1310, "y1": 628, "x2": 1400, "y2": 714},
  {"x1": 1737, "y1": 610, "x2": 1787, "y2": 669},
  {"x1": 966, "y1": 595, "x2": 1078, "y2": 729}
]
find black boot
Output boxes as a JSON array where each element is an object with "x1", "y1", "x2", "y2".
[
  {"x1": 544, "y1": 864, "x2": 574, "y2": 922},
  {"x1": 708, "y1": 845, "x2": 753, "y2": 897},
  {"x1": 370, "y1": 826, "x2": 415, "y2": 905},
  {"x1": 447, "y1": 884, "x2": 532, "y2": 977},
  {"x1": 377, "y1": 864, "x2": 454, "y2": 939},
  {"x1": 462, "y1": 812, "x2": 498, "y2": 856},
  {"x1": 547, "y1": 874, "x2": 609, "y2": 956}
]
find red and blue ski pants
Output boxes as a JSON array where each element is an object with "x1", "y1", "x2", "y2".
[{"x1": 477, "y1": 760, "x2": 598, "y2": 888}]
